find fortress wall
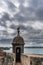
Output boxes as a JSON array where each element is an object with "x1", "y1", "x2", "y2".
[
  {"x1": 21, "y1": 54, "x2": 30, "y2": 65},
  {"x1": 1, "y1": 53, "x2": 43, "y2": 65},
  {"x1": 21, "y1": 54, "x2": 43, "y2": 65},
  {"x1": 30, "y1": 57, "x2": 43, "y2": 65}
]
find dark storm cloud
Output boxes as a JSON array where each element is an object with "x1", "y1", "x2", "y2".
[
  {"x1": 22, "y1": 26, "x2": 43, "y2": 43},
  {"x1": 1, "y1": 0, "x2": 43, "y2": 22},
  {"x1": 10, "y1": 24, "x2": 17, "y2": 29},
  {"x1": 0, "y1": 12, "x2": 11, "y2": 22},
  {"x1": 14, "y1": 6, "x2": 36, "y2": 22},
  {"x1": 0, "y1": 30, "x2": 8, "y2": 35},
  {"x1": 29, "y1": 0, "x2": 39, "y2": 8},
  {"x1": 6, "y1": 0, "x2": 16, "y2": 11},
  {"x1": 18, "y1": 0, "x2": 25, "y2": 4},
  {"x1": 13, "y1": 3, "x2": 35, "y2": 22},
  {"x1": 0, "y1": 0, "x2": 43, "y2": 45},
  {"x1": 14, "y1": 13, "x2": 27, "y2": 22},
  {"x1": 15, "y1": 0, "x2": 43, "y2": 22},
  {"x1": 28, "y1": 0, "x2": 43, "y2": 21},
  {"x1": 36, "y1": 7, "x2": 43, "y2": 21},
  {"x1": 0, "y1": 21, "x2": 6, "y2": 27}
]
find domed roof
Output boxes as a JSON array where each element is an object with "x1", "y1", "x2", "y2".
[
  {"x1": 12, "y1": 27, "x2": 25, "y2": 45},
  {"x1": 12, "y1": 35, "x2": 24, "y2": 44}
]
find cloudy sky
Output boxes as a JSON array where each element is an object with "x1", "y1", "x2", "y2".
[{"x1": 0, "y1": 0, "x2": 43, "y2": 46}]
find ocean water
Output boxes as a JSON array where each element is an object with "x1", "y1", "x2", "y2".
[
  {"x1": 3, "y1": 48, "x2": 43, "y2": 54},
  {"x1": 24, "y1": 48, "x2": 43, "y2": 54},
  {"x1": 0, "y1": 43, "x2": 43, "y2": 54}
]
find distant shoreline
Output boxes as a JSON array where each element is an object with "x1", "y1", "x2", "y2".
[{"x1": 24, "y1": 47, "x2": 43, "y2": 48}]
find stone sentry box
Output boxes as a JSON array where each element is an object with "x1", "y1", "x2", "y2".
[
  {"x1": 12, "y1": 36, "x2": 25, "y2": 53},
  {"x1": 12, "y1": 27, "x2": 25, "y2": 62}
]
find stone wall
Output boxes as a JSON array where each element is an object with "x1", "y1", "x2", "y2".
[
  {"x1": 21, "y1": 54, "x2": 43, "y2": 65},
  {"x1": 5, "y1": 53, "x2": 15, "y2": 65},
  {"x1": 1, "y1": 53, "x2": 43, "y2": 65},
  {"x1": 21, "y1": 54, "x2": 30, "y2": 65},
  {"x1": 0, "y1": 53, "x2": 15, "y2": 65},
  {"x1": 30, "y1": 57, "x2": 43, "y2": 65}
]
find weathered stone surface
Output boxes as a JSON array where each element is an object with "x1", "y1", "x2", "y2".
[
  {"x1": 15, "y1": 62, "x2": 22, "y2": 65},
  {"x1": 0, "y1": 53, "x2": 43, "y2": 65},
  {"x1": 21, "y1": 54, "x2": 30, "y2": 65}
]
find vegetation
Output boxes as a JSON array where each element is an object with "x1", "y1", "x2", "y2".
[{"x1": 0, "y1": 47, "x2": 11, "y2": 50}]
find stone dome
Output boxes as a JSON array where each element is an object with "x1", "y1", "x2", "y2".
[{"x1": 12, "y1": 35, "x2": 25, "y2": 45}]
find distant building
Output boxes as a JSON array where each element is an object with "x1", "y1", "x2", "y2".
[{"x1": 12, "y1": 27, "x2": 25, "y2": 62}]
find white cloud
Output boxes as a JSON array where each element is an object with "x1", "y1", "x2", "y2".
[
  {"x1": 23, "y1": 0, "x2": 30, "y2": 7},
  {"x1": 14, "y1": 1, "x2": 20, "y2": 8},
  {"x1": 0, "y1": 26, "x2": 6, "y2": 30},
  {"x1": 0, "y1": 7, "x2": 5, "y2": 13},
  {"x1": 0, "y1": 1, "x2": 7, "y2": 13},
  {"x1": 6, "y1": 21, "x2": 12, "y2": 27},
  {"x1": 12, "y1": 21, "x2": 19, "y2": 25},
  {"x1": 7, "y1": 0, "x2": 20, "y2": 8},
  {"x1": 7, "y1": 28, "x2": 14, "y2": 34},
  {"x1": 32, "y1": 21, "x2": 43, "y2": 30}
]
